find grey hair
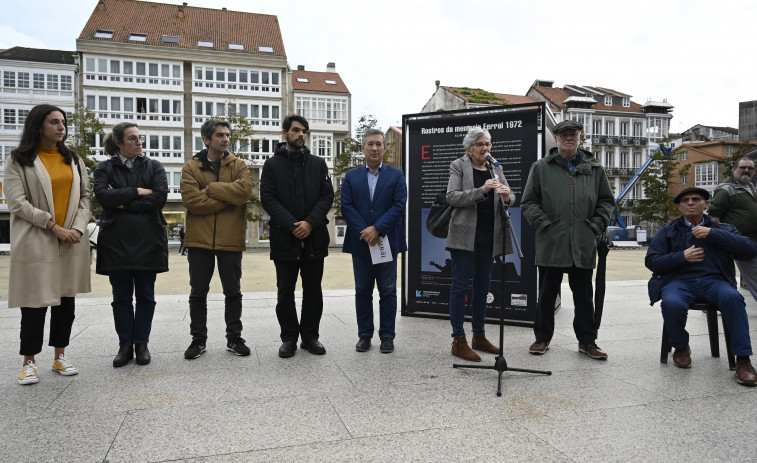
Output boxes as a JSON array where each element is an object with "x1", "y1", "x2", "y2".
[
  {"x1": 462, "y1": 127, "x2": 491, "y2": 149},
  {"x1": 361, "y1": 128, "x2": 385, "y2": 146}
]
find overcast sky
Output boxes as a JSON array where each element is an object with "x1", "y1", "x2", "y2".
[{"x1": 2, "y1": 0, "x2": 755, "y2": 134}]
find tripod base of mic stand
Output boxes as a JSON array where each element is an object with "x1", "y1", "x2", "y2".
[{"x1": 454, "y1": 355, "x2": 551, "y2": 396}]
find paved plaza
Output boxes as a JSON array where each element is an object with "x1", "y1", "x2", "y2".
[{"x1": 1, "y1": 249, "x2": 756, "y2": 462}]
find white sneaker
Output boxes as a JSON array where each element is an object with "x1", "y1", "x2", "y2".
[
  {"x1": 18, "y1": 360, "x2": 39, "y2": 385},
  {"x1": 51, "y1": 354, "x2": 79, "y2": 376}
]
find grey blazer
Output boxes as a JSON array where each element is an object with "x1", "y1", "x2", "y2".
[{"x1": 445, "y1": 154, "x2": 515, "y2": 256}]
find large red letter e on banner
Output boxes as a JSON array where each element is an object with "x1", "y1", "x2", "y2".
[{"x1": 421, "y1": 145, "x2": 431, "y2": 160}]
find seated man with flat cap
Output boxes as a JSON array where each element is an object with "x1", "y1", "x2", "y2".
[{"x1": 645, "y1": 187, "x2": 757, "y2": 386}]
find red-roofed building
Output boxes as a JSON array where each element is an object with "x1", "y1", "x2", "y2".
[
  {"x1": 77, "y1": 0, "x2": 290, "y2": 243},
  {"x1": 291, "y1": 63, "x2": 351, "y2": 169},
  {"x1": 527, "y1": 79, "x2": 675, "y2": 227}
]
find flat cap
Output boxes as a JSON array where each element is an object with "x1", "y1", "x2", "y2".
[
  {"x1": 673, "y1": 187, "x2": 710, "y2": 204},
  {"x1": 552, "y1": 120, "x2": 583, "y2": 135}
]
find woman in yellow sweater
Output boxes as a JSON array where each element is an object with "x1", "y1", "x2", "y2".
[{"x1": 4, "y1": 104, "x2": 91, "y2": 385}]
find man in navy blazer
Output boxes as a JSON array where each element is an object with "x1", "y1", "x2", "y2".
[{"x1": 341, "y1": 128, "x2": 407, "y2": 353}]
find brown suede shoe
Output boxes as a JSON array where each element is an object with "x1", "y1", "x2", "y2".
[
  {"x1": 578, "y1": 343, "x2": 608, "y2": 360},
  {"x1": 451, "y1": 337, "x2": 481, "y2": 362},
  {"x1": 472, "y1": 335, "x2": 501, "y2": 355},
  {"x1": 672, "y1": 347, "x2": 692, "y2": 369},
  {"x1": 735, "y1": 357, "x2": 757, "y2": 387},
  {"x1": 529, "y1": 341, "x2": 549, "y2": 355}
]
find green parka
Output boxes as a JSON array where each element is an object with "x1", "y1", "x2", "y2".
[{"x1": 521, "y1": 148, "x2": 614, "y2": 269}]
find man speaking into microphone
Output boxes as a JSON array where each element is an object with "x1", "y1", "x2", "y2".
[{"x1": 445, "y1": 127, "x2": 514, "y2": 362}]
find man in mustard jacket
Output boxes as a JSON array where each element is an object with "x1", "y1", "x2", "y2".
[{"x1": 180, "y1": 119, "x2": 252, "y2": 359}]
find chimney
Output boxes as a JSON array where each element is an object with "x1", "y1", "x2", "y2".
[
  {"x1": 297, "y1": 65, "x2": 305, "y2": 71},
  {"x1": 327, "y1": 62, "x2": 336, "y2": 73},
  {"x1": 435, "y1": 80, "x2": 440, "y2": 90},
  {"x1": 97, "y1": 0, "x2": 105, "y2": 10},
  {"x1": 177, "y1": 4, "x2": 185, "y2": 18},
  {"x1": 222, "y1": 7, "x2": 227, "y2": 10}
]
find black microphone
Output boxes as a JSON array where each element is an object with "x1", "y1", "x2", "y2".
[{"x1": 484, "y1": 153, "x2": 500, "y2": 167}]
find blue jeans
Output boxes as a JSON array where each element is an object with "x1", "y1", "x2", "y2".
[
  {"x1": 109, "y1": 270, "x2": 157, "y2": 345},
  {"x1": 352, "y1": 253, "x2": 398, "y2": 340},
  {"x1": 449, "y1": 230, "x2": 494, "y2": 338},
  {"x1": 661, "y1": 277, "x2": 752, "y2": 356}
]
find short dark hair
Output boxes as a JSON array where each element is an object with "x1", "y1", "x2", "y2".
[
  {"x1": 362, "y1": 128, "x2": 385, "y2": 146},
  {"x1": 201, "y1": 119, "x2": 231, "y2": 142},
  {"x1": 282, "y1": 114, "x2": 309, "y2": 132},
  {"x1": 10, "y1": 104, "x2": 76, "y2": 167}
]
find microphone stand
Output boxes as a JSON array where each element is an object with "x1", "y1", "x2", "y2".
[{"x1": 453, "y1": 159, "x2": 551, "y2": 396}]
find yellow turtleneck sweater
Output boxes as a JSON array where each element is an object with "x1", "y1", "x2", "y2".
[{"x1": 36, "y1": 146, "x2": 73, "y2": 227}]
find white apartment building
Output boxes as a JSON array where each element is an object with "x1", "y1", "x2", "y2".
[{"x1": 76, "y1": 0, "x2": 288, "y2": 244}]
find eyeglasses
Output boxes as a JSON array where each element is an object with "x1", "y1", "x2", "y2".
[
  {"x1": 473, "y1": 142, "x2": 491, "y2": 148},
  {"x1": 557, "y1": 132, "x2": 580, "y2": 139},
  {"x1": 125, "y1": 135, "x2": 146, "y2": 144},
  {"x1": 736, "y1": 166, "x2": 755, "y2": 171}
]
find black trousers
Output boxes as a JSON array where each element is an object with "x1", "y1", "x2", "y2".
[
  {"x1": 187, "y1": 248, "x2": 243, "y2": 341},
  {"x1": 19, "y1": 297, "x2": 76, "y2": 356},
  {"x1": 274, "y1": 255, "x2": 324, "y2": 343},
  {"x1": 534, "y1": 266, "x2": 596, "y2": 345}
]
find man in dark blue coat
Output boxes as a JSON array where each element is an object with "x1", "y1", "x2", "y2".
[
  {"x1": 646, "y1": 187, "x2": 757, "y2": 386},
  {"x1": 341, "y1": 128, "x2": 407, "y2": 354}
]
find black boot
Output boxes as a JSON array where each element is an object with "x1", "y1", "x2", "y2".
[
  {"x1": 135, "y1": 343, "x2": 151, "y2": 365},
  {"x1": 113, "y1": 345, "x2": 134, "y2": 368}
]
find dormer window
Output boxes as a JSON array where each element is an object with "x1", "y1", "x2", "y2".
[
  {"x1": 258, "y1": 46, "x2": 274, "y2": 53},
  {"x1": 622, "y1": 97, "x2": 630, "y2": 107},
  {"x1": 162, "y1": 35, "x2": 179, "y2": 45},
  {"x1": 129, "y1": 33, "x2": 147, "y2": 42},
  {"x1": 228, "y1": 43, "x2": 244, "y2": 50},
  {"x1": 198, "y1": 40, "x2": 213, "y2": 48},
  {"x1": 324, "y1": 79, "x2": 337, "y2": 85},
  {"x1": 604, "y1": 96, "x2": 612, "y2": 106},
  {"x1": 296, "y1": 77, "x2": 309, "y2": 83},
  {"x1": 94, "y1": 29, "x2": 114, "y2": 39}
]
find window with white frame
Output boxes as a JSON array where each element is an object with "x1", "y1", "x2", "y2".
[
  {"x1": 605, "y1": 151, "x2": 614, "y2": 167},
  {"x1": 622, "y1": 97, "x2": 630, "y2": 107},
  {"x1": 143, "y1": 132, "x2": 183, "y2": 159},
  {"x1": 620, "y1": 151, "x2": 629, "y2": 168},
  {"x1": 633, "y1": 121, "x2": 642, "y2": 137},
  {"x1": 164, "y1": 168, "x2": 182, "y2": 194},
  {"x1": 680, "y1": 172, "x2": 689, "y2": 184},
  {"x1": 633, "y1": 151, "x2": 642, "y2": 168},
  {"x1": 695, "y1": 162, "x2": 718, "y2": 187},
  {"x1": 295, "y1": 96, "x2": 348, "y2": 127},
  {"x1": 593, "y1": 120, "x2": 602, "y2": 135},
  {"x1": 605, "y1": 120, "x2": 615, "y2": 136},
  {"x1": 83, "y1": 55, "x2": 181, "y2": 87},
  {"x1": 619, "y1": 121, "x2": 628, "y2": 136},
  {"x1": 680, "y1": 150, "x2": 687, "y2": 161},
  {"x1": 311, "y1": 135, "x2": 332, "y2": 159},
  {"x1": 193, "y1": 64, "x2": 280, "y2": 93},
  {"x1": 604, "y1": 95, "x2": 612, "y2": 106},
  {"x1": 727, "y1": 145, "x2": 734, "y2": 156},
  {"x1": 86, "y1": 92, "x2": 181, "y2": 122}
]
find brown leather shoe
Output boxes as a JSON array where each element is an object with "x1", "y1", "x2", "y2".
[
  {"x1": 578, "y1": 343, "x2": 608, "y2": 360},
  {"x1": 672, "y1": 347, "x2": 692, "y2": 369},
  {"x1": 529, "y1": 341, "x2": 549, "y2": 355},
  {"x1": 472, "y1": 335, "x2": 501, "y2": 355},
  {"x1": 451, "y1": 337, "x2": 481, "y2": 362},
  {"x1": 735, "y1": 357, "x2": 757, "y2": 387}
]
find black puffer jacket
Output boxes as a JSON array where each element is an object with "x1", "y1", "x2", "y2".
[
  {"x1": 260, "y1": 143, "x2": 334, "y2": 260},
  {"x1": 94, "y1": 155, "x2": 169, "y2": 274}
]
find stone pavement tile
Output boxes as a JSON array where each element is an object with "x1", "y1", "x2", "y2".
[
  {"x1": 0, "y1": 372, "x2": 73, "y2": 420},
  {"x1": 602, "y1": 354, "x2": 753, "y2": 401},
  {"x1": 519, "y1": 404, "x2": 727, "y2": 463},
  {"x1": 0, "y1": 409, "x2": 125, "y2": 463},
  {"x1": 41, "y1": 360, "x2": 355, "y2": 417},
  {"x1": 106, "y1": 394, "x2": 350, "y2": 462},
  {"x1": 657, "y1": 393, "x2": 757, "y2": 461},
  {"x1": 183, "y1": 422, "x2": 574, "y2": 463}
]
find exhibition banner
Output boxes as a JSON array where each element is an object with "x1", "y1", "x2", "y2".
[{"x1": 402, "y1": 105, "x2": 541, "y2": 324}]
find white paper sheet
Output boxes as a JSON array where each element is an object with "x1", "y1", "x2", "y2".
[{"x1": 369, "y1": 236, "x2": 393, "y2": 264}]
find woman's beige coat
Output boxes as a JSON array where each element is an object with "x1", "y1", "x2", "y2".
[{"x1": 4, "y1": 154, "x2": 91, "y2": 308}]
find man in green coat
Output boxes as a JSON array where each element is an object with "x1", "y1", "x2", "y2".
[{"x1": 521, "y1": 120, "x2": 614, "y2": 359}]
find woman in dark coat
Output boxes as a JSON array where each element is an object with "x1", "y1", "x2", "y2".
[{"x1": 94, "y1": 122, "x2": 168, "y2": 367}]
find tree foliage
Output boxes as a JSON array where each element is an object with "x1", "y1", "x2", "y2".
[
  {"x1": 68, "y1": 103, "x2": 105, "y2": 214},
  {"x1": 217, "y1": 104, "x2": 264, "y2": 222},
  {"x1": 633, "y1": 146, "x2": 679, "y2": 226},
  {"x1": 718, "y1": 141, "x2": 755, "y2": 179}
]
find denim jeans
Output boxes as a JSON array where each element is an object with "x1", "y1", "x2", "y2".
[
  {"x1": 352, "y1": 253, "x2": 398, "y2": 340},
  {"x1": 448, "y1": 229, "x2": 494, "y2": 338},
  {"x1": 661, "y1": 277, "x2": 752, "y2": 355},
  {"x1": 109, "y1": 270, "x2": 157, "y2": 345},
  {"x1": 187, "y1": 248, "x2": 243, "y2": 341}
]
